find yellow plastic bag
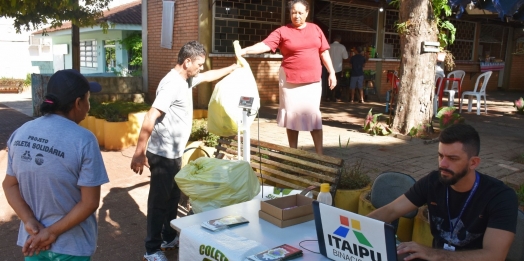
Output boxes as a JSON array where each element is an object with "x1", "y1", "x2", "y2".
[
  {"x1": 207, "y1": 41, "x2": 260, "y2": 137},
  {"x1": 175, "y1": 157, "x2": 261, "y2": 213}
]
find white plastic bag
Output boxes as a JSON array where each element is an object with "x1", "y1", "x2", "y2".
[{"x1": 208, "y1": 41, "x2": 260, "y2": 137}]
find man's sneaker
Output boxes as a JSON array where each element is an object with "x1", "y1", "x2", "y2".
[
  {"x1": 143, "y1": 251, "x2": 168, "y2": 261},
  {"x1": 160, "y1": 236, "x2": 179, "y2": 250}
]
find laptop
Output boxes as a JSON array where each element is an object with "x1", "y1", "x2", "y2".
[{"x1": 312, "y1": 201, "x2": 400, "y2": 261}]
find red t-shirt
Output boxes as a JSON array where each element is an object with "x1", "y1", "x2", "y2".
[{"x1": 263, "y1": 23, "x2": 329, "y2": 84}]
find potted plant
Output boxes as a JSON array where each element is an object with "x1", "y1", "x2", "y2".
[
  {"x1": 102, "y1": 104, "x2": 129, "y2": 151},
  {"x1": 514, "y1": 97, "x2": 524, "y2": 115},
  {"x1": 436, "y1": 106, "x2": 465, "y2": 129},
  {"x1": 334, "y1": 159, "x2": 371, "y2": 213},
  {"x1": 88, "y1": 100, "x2": 106, "y2": 146}
]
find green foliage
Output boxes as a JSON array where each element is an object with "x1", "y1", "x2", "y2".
[
  {"x1": 111, "y1": 64, "x2": 142, "y2": 77},
  {"x1": 189, "y1": 119, "x2": 219, "y2": 147},
  {"x1": 0, "y1": 0, "x2": 112, "y2": 34},
  {"x1": 24, "y1": 73, "x2": 32, "y2": 87},
  {"x1": 435, "y1": 107, "x2": 465, "y2": 129},
  {"x1": 118, "y1": 32, "x2": 142, "y2": 67},
  {"x1": 431, "y1": 0, "x2": 456, "y2": 48},
  {"x1": 389, "y1": 0, "x2": 456, "y2": 49},
  {"x1": 90, "y1": 100, "x2": 150, "y2": 122},
  {"x1": 517, "y1": 184, "x2": 524, "y2": 207},
  {"x1": 338, "y1": 159, "x2": 371, "y2": 190},
  {"x1": 394, "y1": 20, "x2": 410, "y2": 35},
  {"x1": 363, "y1": 109, "x2": 392, "y2": 136},
  {"x1": 409, "y1": 123, "x2": 433, "y2": 138},
  {"x1": 88, "y1": 98, "x2": 104, "y2": 119},
  {"x1": 339, "y1": 135, "x2": 350, "y2": 149},
  {"x1": 515, "y1": 153, "x2": 524, "y2": 164},
  {"x1": 364, "y1": 70, "x2": 376, "y2": 80}
]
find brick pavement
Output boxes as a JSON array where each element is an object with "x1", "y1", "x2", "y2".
[{"x1": 1, "y1": 90, "x2": 523, "y2": 260}]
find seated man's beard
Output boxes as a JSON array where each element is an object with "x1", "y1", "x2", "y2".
[{"x1": 439, "y1": 167, "x2": 468, "y2": 185}]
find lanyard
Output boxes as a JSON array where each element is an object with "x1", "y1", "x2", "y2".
[{"x1": 446, "y1": 172, "x2": 480, "y2": 243}]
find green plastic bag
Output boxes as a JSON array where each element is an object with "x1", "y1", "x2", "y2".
[{"x1": 175, "y1": 157, "x2": 261, "y2": 213}]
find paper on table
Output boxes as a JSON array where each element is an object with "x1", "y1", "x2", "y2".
[{"x1": 201, "y1": 215, "x2": 249, "y2": 231}]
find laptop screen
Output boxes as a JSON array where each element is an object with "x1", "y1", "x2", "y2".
[{"x1": 313, "y1": 201, "x2": 398, "y2": 261}]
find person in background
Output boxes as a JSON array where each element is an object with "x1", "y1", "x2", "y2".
[
  {"x1": 368, "y1": 124, "x2": 517, "y2": 261},
  {"x1": 130, "y1": 41, "x2": 239, "y2": 261},
  {"x1": 239, "y1": 0, "x2": 337, "y2": 155},
  {"x1": 349, "y1": 46, "x2": 367, "y2": 103},
  {"x1": 328, "y1": 34, "x2": 348, "y2": 102},
  {"x1": 3, "y1": 69, "x2": 109, "y2": 260}
]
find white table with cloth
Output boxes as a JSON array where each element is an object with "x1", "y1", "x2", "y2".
[{"x1": 170, "y1": 198, "x2": 330, "y2": 261}]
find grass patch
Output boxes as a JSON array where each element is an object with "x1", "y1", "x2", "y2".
[{"x1": 514, "y1": 152, "x2": 524, "y2": 164}]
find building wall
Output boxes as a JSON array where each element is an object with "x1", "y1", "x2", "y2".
[
  {"x1": 146, "y1": 0, "x2": 521, "y2": 106},
  {"x1": 147, "y1": 0, "x2": 199, "y2": 102},
  {"x1": 0, "y1": 18, "x2": 38, "y2": 79},
  {"x1": 50, "y1": 30, "x2": 133, "y2": 74},
  {"x1": 509, "y1": 54, "x2": 524, "y2": 91}
]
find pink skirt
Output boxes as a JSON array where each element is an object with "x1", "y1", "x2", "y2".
[{"x1": 276, "y1": 67, "x2": 322, "y2": 131}]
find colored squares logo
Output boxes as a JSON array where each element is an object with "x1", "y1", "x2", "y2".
[
  {"x1": 333, "y1": 216, "x2": 350, "y2": 237},
  {"x1": 333, "y1": 215, "x2": 373, "y2": 248}
]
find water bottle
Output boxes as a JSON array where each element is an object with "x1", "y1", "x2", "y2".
[{"x1": 317, "y1": 183, "x2": 333, "y2": 206}]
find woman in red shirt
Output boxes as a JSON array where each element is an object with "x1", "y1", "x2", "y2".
[{"x1": 239, "y1": 0, "x2": 336, "y2": 155}]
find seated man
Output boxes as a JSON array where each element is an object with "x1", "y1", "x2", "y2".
[{"x1": 368, "y1": 124, "x2": 518, "y2": 261}]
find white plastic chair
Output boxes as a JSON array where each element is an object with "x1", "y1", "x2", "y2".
[
  {"x1": 434, "y1": 74, "x2": 445, "y2": 116},
  {"x1": 460, "y1": 71, "x2": 492, "y2": 115},
  {"x1": 443, "y1": 70, "x2": 465, "y2": 107}
]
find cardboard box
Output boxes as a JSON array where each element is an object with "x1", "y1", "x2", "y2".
[{"x1": 259, "y1": 194, "x2": 314, "y2": 228}]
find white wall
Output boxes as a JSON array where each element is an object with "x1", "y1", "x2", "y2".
[{"x1": 0, "y1": 18, "x2": 39, "y2": 79}]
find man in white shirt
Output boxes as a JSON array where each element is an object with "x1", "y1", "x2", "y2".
[{"x1": 328, "y1": 35, "x2": 348, "y2": 102}]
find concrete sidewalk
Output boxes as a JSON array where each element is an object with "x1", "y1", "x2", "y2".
[{"x1": 1, "y1": 90, "x2": 523, "y2": 260}]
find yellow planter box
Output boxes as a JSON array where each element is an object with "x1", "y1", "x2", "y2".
[
  {"x1": 412, "y1": 205, "x2": 433, "y2": 247},
  {"x1": 79, "y1": 117, "x2": 89, "y2": 129},
  {"x1": 128, "y1": 112, "x2": 146, "y2": 146},
  {"x1": 94, "y1": 118, "x2": 105, "y2": 146},
  {"x1": 182, "y1": 141, "x2": 205, "y2": 168},
  {"x1": 193, "y1": 109, "x2": 208, "y2": 119},
  {"x1": 104, "y1": 121, "x2": 132, "y2": 151},
  {"x1": 334, "y1": 186, "x2": 370, "y2": 213},
  {"x1": 87, "y1": 115, "x2": 97, "y2": 134}
]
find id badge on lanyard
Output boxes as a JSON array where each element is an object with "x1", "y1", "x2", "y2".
[
  {"x1": 445, "y1": 172, "x2": 480, "y2": 252},
  {"x1": 444, "y1": 243, "x2": 455, "y2": 251}
]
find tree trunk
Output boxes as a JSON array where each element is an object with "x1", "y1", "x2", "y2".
[
  {"x1": 72, "y1": 25, "x2": 80, "y2": 71},
  {"x1": 392, "y1": 0, "x2": 439, "y2": 134},
  {"x1": 72, "y1": 0, "x2": 80, "y2": 71}
]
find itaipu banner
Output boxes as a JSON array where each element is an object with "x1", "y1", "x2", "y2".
[{"x1": 317, "y1": 203, "x2": 392, "y2": 261}]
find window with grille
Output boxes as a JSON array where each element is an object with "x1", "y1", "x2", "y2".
[
  {"x1": 447, "y1": 19, "x2": 476, "y2": 61},
  {"x1": 213, "y1": 0, "x2": 284, "y2": 53},
  {"x1": 80, "y1": 40, "x2": 98, "y2": 68},
  {"x1": 383, "y1": 10, "x2": 401, "y2": 59}
]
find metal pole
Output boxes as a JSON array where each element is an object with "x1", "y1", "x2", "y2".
[{"x1": 242, "y1": 109, "x2": 250, "y2": 162}]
